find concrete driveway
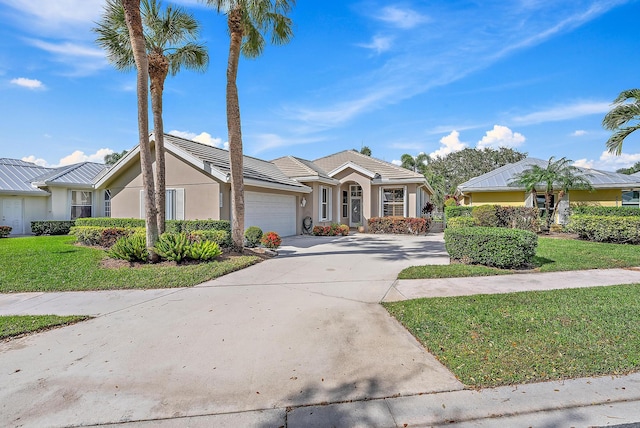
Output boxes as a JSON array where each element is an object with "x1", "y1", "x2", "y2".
[{"x1": 0, "y1": 233, "x2": 460, "y2": 427}]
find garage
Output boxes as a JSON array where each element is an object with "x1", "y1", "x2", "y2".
[{"x1": 244, "y1": 191, "x2": 297, "y2": 237}]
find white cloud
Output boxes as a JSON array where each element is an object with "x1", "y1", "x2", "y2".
[
  {"x1": 29, "y1": 39, "x2": 104, "y2": 58},
  {"x1": 169, "y1": 130, "x2": 228, "y2": 150},
  {"x1": 391, "y1": 159, "x2": 402, "y2": 166},
  {"x1": 512, "y1": 101, "x2": 610, "y2": 125},
  {"x1": 21, "y1": 155, "x2": 49, "y2": 167},
  {"x1": 0, "y1": 0, "x2": 104, "y2": 36},
  {"x1": 574, "y1": 151, "x2": 640, "y2": 171},
  {"x1": 357, "y1": 35, "x2": 393, "y2": 54},
  {"x1": 477, "y1": 125, "x2": 526, "y2": 150},
  {"x1": 430, "y1": 130, "x2": 467, "y2": 158},
  {"x1": 572, "y1": 130, "x2": 588, "y2": 137},
  {"x1": 57, "y1": 148, "x2": 113, "y2": 166},
  {"x1": 10, "y1": 77, "x2": 44, "y2": 90},
  {"x1": 375, "y1": 6, "x2": 430, "y2": 29}
]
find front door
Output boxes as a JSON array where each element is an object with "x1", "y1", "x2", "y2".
[
  {"x1": 349, "y1": 185, "x2": 362, "y2": 227},
  {"x1": 2, "y1": 198, "x2": 23, "y2": 235}
]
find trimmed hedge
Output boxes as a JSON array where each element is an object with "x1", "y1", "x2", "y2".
[
  {"x1": 472, "y1": 205, "x2": 500, "y2": 227},
  {"x1": 70, "y1": 226, "x2": 145, "y2": 247},
  {"x1": 31, "y1": 220, "x2": 75, "y2": 236},
  {"x1": 368, "y1": 217, "x2": 430, "y2": 235},
  {"x1": 495, "y1": 206, "x2": 539, "y2": 233},
  {"x1": 571, "y1": 206, "x2": 640, "y2": 217},
  {"x1": 567, "y1": 215, "x2": 640, "y2": 244},
  {"x1": 312, "y1": 224, "x2": 349, "y2": 236},
  {"x1": 447, "y1": 217, "x2": 476, "y2": 228},
  {"x1": 445, "y1": 206, "x2": 473, "y2": 218},
  {"x1": 445, "y1": 226, "x2": 538, "y2": 269},
  {"x1": 75, "y1": 218, "x2": 145, "y2": 228}
]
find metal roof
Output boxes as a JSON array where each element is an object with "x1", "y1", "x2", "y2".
[
  {"x1": 458, "y1": 157, "x2": 640, "y2": 192},
  {"x1": 33, "y1": 162, "x2": 107, "y2": 186},
  {"x1": 0, "y1": 158, "x2": 52, "y2": 195}
]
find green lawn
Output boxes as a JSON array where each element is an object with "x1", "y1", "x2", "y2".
[
  {"x1": 0, "y1": 235, "x2": 260, "y2": 293},
  {"x1": 399, "y1": 237, "x2": 640, "y2": 279},
  {"x1": 383, "y1": 284, "x2": 640, "y2": 388},
  {"x1": 0, "y1": 315, "x2": 89, "y2": 340}
]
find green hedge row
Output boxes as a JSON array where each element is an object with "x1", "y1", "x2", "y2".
[
  {"x1": 566, "y1": 215, "x2": 640, "y2": 244},
  {"x1": 71, "y1": 225, "x2": 230, "y2": 248},
  {"x1": 368, "y1": 217, "x2": 431, "y2": 235},
  {"x1": 447, "y1": 217, "x2": 476, "y2": 228},
  {"x1": 444, "y1": 226, "x2": 538, "y2": 269},
  {"x1": 445, "y1": 206, "x2": 473, "y2": 218},
  {"x1": 31, "y1": 221, "x2": 75, "y2": 236},
  {"x1": 570, "y1": 206, "x2": 640, "y2": 217}
]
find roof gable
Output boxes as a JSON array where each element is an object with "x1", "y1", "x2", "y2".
[
  {"x1": 313, "y1": 150, "x2": 425, "y2": 181},
  {"x1": 0, "y1": 158, "x2": 52, "y2": 195}
]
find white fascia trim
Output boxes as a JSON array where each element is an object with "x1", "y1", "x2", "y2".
[
  {"x1": 0, "y1": 190, "x2": 50, "y2": 197},
  {"x1": 294, "y1": 176, "x2": 340, "y2": 186},
  {"x1": 328, "y1": 162, "x2": 375, "y2": 179},
  {"x1": 94, "y1": 145, "x2": 142, "y2": 188},
  {"x1": 164, "y1": 142, "x2": 229, "y2": 183},
  {"x1": 244, "y1": 178, "x2": 312, "y2": 194}
]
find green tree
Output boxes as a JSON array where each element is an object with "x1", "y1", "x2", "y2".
[
  {"x1": 204, "y1": 0, "x2": 295, "y2": 249},
  {"x1": 603, "y1": 89, "x2": 640, "y2": 155},
  {"x1": 616, "y1": 161, "x2": 640, "y2": 175},
  {"x1": 104, "y1": 150, "x2": 128, "y2": 166},
  {"x1": 119, "y1": 0, "x2": 159, "y2": 257},
  {"x1": 509, "y1": 157, "x2": 592, "y2": 230},
  {"x1": 96, "y1": 0, "x2": 209, "y2": 233},
  {"x1": 359, "y1": 146, "x2": 372, "y2": 156},
  {"x1": 400, "y1": 153, "x2": 428, "y2": 174}
]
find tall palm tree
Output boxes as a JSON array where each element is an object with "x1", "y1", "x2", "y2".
[
  {"x1": 96, "y1": 0, "x2": 209, "y2": 233},
  {"x1": 603, "y1": 89, "x2": 640, "y2": 155},
  {"x1": 204, "y1": 0, "x2": 295, "y2": 250},
  {"x1": 510, "y1": 157, "x2": 592, "y2": 230},
  {"x1": 400, "y1": 153, "x2": 429, "y2": 174},
  {"x1": 120, "y1": 0, "x2": 159, "y2": 256}
]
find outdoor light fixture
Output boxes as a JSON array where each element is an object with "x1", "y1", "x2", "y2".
[{"x1": 300, "y1": 196, "x2": 307, "y2": 207}]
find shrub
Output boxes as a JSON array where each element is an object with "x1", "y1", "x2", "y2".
[
  {"x1": 368, "y1": 217, "x2": 430, "y2": 235},
  {"x1": 447, "y1": 216, "x2": 476, "y2": 228},
  {"x1": 70, "y1": 226, "x2": 104, "y2": 246},
  {"x1": 175, "y1": 219, "x2": 231, "y2": 234},
  {"x1": 31, "y1": 220, "x2": 75, "y2": 236},
  {"x1": 75, "y1": 218, "x2": 145, "y2": 228},
  {"x1": 566, "y1": 215, "x2": 640, "y2": 244},
  {"x1": 312, "y1": 223, "x2": 350, "y2": 236},
  {"x1": 444, "y1": 226, "x2": 538, "y2": 269},
  {"x1": 261, "y1": 231, "x2": 282, "y2": 249},
  {"x1": 445, "y1": 206, "x2": 473, "y2": 218},
  {"x1": 421, "y1": 201, "x2": 435, "y2": 215},
  {"x1": 0, "y1": 226, "x2": 12, "y2": 238},
  {"x1": 495, "y1": 207, "x2": 539, "y2": 232},
  {"x1": 570, "y1": 206, "x2": 640, "y2": 217},
  {"x1": 472, "y1": 205, "x2": 500, "y2": 227},
  {"x1": 154, "y1": 233, "x2": 191, "y2": 263},
  {"x1": 339, "y1": 224, "x2": 350, "y2": 236},
  {"x1": 444, "y1": 197, "x2": 458, "y2": 207},
  {"x1": 187, "y1": 230, "x2": 230, "y2": 248},
  {"x1": 188, "y1": 240, "x2": 222, "y2": 261},
  {"x1": 109, "y1": 234, "x2": 149, "y2": 262},
  {"x1": 244, "y1": 226, "x2": 263, "y2": 248}
]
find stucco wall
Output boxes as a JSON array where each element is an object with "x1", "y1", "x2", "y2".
[
  {"x1": 467, "y1": 191, "x2": 527, "y2": 206},
  {"x1": 0, "y1": 196, "x2": 48, "y2": 234},
  {"x1": 569, "y1": 189, "x2": 622, "y2": 206}
]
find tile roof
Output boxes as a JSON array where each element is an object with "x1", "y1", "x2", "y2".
[
  {"x1": 271, "y1": 156, "x2": 332, "y2": 180},
  {"x1": 0, "y1": 158, "x2": 52, "y2": 195},
  {"x1": 313, "y1": 150, "x2": 425, "y2": 180},
  {"x1": 458, "y1": 157, "x2": 640, "y2": 192}
]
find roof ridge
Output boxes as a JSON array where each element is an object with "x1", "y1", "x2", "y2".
[{"x1": 461, "y1": 157, "x2": 540, "y2": 187}]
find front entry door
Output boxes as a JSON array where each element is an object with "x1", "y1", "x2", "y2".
[
  {"x1": 2, "y1": 198, "x2": 23, "y2": 234},
  {"x1": 349, "y1": 185, "x2": 363, "y2": 227}
]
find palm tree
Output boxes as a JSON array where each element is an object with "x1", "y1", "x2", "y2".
[
  {"x1": 204, "y1": 0, "x2": 295, "y2": 250},
  {"x1": 510, "y1": 157, "x2": 592, "y2": 231},
  {"x1": 400, "y1": 153, "x2": 429, "y2": 174},
  {"x1": 603, "y1": 89, "x2": 640, "y2": 155},
  {"x1": 120, "y1": 0, "x2": 159, "y2": 257},
  {"x1": 96, "y1": 0, "x2": 209, "y2": 233}
]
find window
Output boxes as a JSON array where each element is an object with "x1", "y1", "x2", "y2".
[
  {"x1": 319, "y1": 186, "x2": 332, "y2": 221},
  {"x1": 104, "y1": 190, "x2": 111, "y2": 218},
  {"x1": 382, "y1": 188, "x2": 405, "y2": 217},
  {"x1": 166, "y1": 189, "x2": 176, "y2": 220},
  {"x1": 139, "y1": 189, "x2": 184, "y2": 220},
  {"x1": 622, "y1": 191, "x2": 640, "y2": 207},
  {"x1": 536, "y1": 194, "x2": 555, "y2": 212},
  {"x1": 71, "y1": 191, "x2": 92, "y2": 220},
  {"x1": 342, "y1": 190, "x2": 348, "y2": 218}
]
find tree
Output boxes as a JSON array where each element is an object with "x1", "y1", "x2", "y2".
[
  {"x1": 400, "y1": 153, "x2": 428, "y2": 174},
  {"x1": 96, "y1": 0, "x2": 208, "y2": 233},
  {"x1": 204, "y1": 0, "x2": 295, "y2": 250},
  {"x1": 359, "y1": 146, "x2": 371, "y2": 156},
  {"x1": 119, "y1": 0, "x2": 159, "y2": 258},
  {"x1": 603, "y1": 89, "x2": 640, "y2": 155},
  {"x1": 509, "y1": 157, "x2": 592, "y2": 231},
  {"x1": 617, "y1": 161, "x2": 640, "y2": 175},
  {"x1": 104, "y1": 150, "x2": 128, "y2": 166}
]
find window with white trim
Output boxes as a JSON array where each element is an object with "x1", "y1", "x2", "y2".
[
  {"x1": 104, "y1": 190, "x2": 111, "y2": 217},
  {"x1": 319, "y1": 186, "x2": 332, "y2": 221},
  {"x1": 71, "y1": 191, "x2": 92, "y2": 220},
  {"x1": 139, "y1": 188, "x2": 185, "y2": 220},
  {"x1": 382, "y1": 188, "x2": 405, "y2": 217},
  {"x1": 622, "y1": 190, "x2": 640, "y2": 207}
]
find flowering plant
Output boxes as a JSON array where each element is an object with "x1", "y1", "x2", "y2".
[
  {"x1": 260, "y1": 231, "x2": 282, "y2": 249},
  {"x1": 0, "y1": 226, "x2": 12, "y2": 238}
]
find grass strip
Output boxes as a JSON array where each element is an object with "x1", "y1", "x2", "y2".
[
  {"x1": 0, "y1": 315, "x2": 89, "y2": 340},
  {"x1": 383, "y1": 284, "x2": 640, "y2": 388}
]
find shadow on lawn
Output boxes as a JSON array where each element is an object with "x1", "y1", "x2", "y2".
[{"x1": 533, "y1": 256, "x2": 556, "y2": 268}]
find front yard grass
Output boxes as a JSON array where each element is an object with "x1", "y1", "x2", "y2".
[
  {"x1": 383, "y1": 284, "x2": 640, "y2": 388},
  {"x1": 0, "y1": 235, "x2": 260, "y2": 293},
  {"x1": 398, "y1": 237, "x2": 640, "y2": 279},
  {"x1": 1, "y1": 315, "x2": 89, "y2": 340}
]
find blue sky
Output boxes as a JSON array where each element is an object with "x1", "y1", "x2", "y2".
[{"x1": 1, "y1": 0, "x2": 639, "y2": 171}]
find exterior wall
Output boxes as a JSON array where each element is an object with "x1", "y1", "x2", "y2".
[
  {"x1": 569, "y1": 189, "x2": 621, "y2": 206},
  {"x1": 467, "y1": 191, "x2": 526, "y2": 207},
  {"x1": 0, "y1": 196, "x2": 48, "y2": 235},
  {"x1": 49, "y1": 187, "x2": 70, "y2": 220},
  {"x1": 332, "y1": 169, "x2": 372, "y2": 228}
]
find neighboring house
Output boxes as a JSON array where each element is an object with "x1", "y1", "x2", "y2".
[
  {"x1": 456, "y1": 157, "x2": 640, "y2": 223},
  {"x1": 273, "y1": 150, "x2": 433, "y2": 230},
  {"x1": 0, "y1": 158, "x2": 108, "y2": 235}
]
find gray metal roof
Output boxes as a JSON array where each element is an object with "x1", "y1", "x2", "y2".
[
  {"x1": 0, "y1": 158, "x2": 52, "y2": 195},
  {"x1": 164, "y1": 134, "x2": 308, "y2": 190},
  {"x1": 458, "y1": 157, "x2": 640, "y2": 192},
  {"x1": 33, "y1": 162, "x2": 107, "y2": 186}
]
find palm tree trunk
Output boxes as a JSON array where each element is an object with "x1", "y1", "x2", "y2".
[
  {"x1": 122, "y1": 0, "x2": 159, "y2": 258},
  {"x1": 149, "y1": 51, "x2": 169, "y2": 234},
  {"x1": 226, "y1": 6, "x2": 245, "y2": 251},
  {"x1": 545, "y1": 192, "x2": 553, "y2": 231}
]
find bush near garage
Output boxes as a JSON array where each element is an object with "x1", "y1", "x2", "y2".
[
  {"x1": 312, "y1": 223, "x2": 350, "y2": 236},
  {"x1": 566, "y1": 215, "x2": 640, "y2": 244},
  {"x1": 0, "y1": 226, "x2": 12, "y2": 238},
  {"x1": 445, "y1": 226, "x2": 538, "y2": 269},
  {"x1": 244, "y1": 226, "x2": 263, "y2": 248},
  {"x1": 260, "y1": 231, "x2": 282, "y2": 249},
  {"x1": 31, "y1": 220, "x2": 75, "y2": 236},
  {"x1": 368, "y1": 217, "x2": 430, "y2": 235}
]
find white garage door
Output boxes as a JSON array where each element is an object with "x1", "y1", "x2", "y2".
[{"x1": 244, "y1": 191, "x2": 296, "y2": 237}]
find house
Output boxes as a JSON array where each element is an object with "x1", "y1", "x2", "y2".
[
  {"x1": 272, "y1": 150, "x2": 433, "y2": 230},
  {"x1": 96, "y1": 134, "x2": 433, "y2": 236},
  {"x1": 0, "y1": 158, "x2": 108, "y2": 235},
  {"x1": 456, "y1": 157, "x2": 640, "y2": 223}
]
